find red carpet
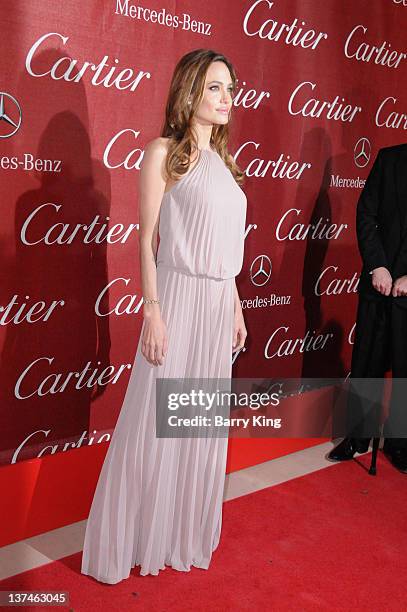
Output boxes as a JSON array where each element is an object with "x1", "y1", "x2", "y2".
[{"x1": 1, "y1": 453, "x2": 407, "y2": 611}]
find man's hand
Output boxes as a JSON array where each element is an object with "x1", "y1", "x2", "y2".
[
  {"x1": 392, "y1": 275, "x2": 407, "y2": 297},
  {"x1": 371, "y1": 267, "x2": 392, "y2": 295}
]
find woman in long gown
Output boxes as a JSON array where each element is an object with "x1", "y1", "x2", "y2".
[{"x1": 81, "y1": 48, "x2": 247, "y2": 583}]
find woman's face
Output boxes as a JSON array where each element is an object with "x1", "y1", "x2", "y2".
[{"x1": 194, "y1": 61, "x2": 234, "y2": 126}]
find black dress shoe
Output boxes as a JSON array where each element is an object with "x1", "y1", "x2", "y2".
[
  {"x1": 383, "y1": 446, "x2": 407, "y2": 473},
  {"x1": 327, "y1": 437, "x2": 370, "y2": 462}
]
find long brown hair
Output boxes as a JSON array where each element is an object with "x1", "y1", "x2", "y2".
[{"x1": 160, "y1": 49, "x2": 245, "y2": 187}]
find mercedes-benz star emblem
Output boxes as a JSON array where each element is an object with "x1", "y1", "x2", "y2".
[
  {"x1": 354, "y1": 137, "x2": 371, "y2": 169},
  {"x1": 250, "y1": 255, "x2": 272, "y2": 287},
  {"x1": 0, "y1": 92, "x2": 22, "y2": 138}
]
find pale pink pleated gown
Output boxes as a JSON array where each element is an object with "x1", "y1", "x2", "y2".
[{"x1": 81, "y1": 146, "x2": 247, "y2": 583}]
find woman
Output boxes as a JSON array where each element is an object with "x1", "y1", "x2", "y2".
[{"x1": 81, "y1": 48, "x2": 247, "y2": 583}]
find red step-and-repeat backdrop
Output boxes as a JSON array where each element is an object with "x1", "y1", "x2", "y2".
[{"x1": 0, "y1": 0, "x2": 406, "y2": 466}]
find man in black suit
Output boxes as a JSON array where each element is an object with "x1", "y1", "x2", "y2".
[{"x1": 328, "y1": 143, "x2": 407, "y2": 472}]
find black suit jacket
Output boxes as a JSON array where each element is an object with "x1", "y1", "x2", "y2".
[{"x1": 357, "y1": 143, "x2": 407, "y2": 303}]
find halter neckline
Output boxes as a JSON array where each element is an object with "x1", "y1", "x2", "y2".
[{"x1": 163, "y1": 147, "x2": 217, "y2": 197}]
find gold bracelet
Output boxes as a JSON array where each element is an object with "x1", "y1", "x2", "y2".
[{"x1": 143, "y1": 297, "x2": 160, "y2": 304}]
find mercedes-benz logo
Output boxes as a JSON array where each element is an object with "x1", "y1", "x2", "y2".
[
  {"x1": 354, "y1": 137, "x2": 371, "y2": 168},
  {"x1": 250, "y1": 255, "x2": 272, "y2": 287},
  {"x1": 0, "y1": 92, "x2": 22, "y2": 138}
]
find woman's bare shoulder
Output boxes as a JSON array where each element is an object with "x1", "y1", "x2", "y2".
[
  {"x1": 144, "y1": 136, "x2": 171, "y2": 158},
  {"x1": 140, "y1": 138, "x2": 172, "y2": 185}
]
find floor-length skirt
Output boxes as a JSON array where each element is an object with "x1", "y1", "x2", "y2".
[{"x1": 81, "y1": 265, "x2": 235, "y2": 583}]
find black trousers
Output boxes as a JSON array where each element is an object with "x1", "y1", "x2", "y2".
[{"x1": 347, "y1": 294, "x2": 407, "y2": 450}]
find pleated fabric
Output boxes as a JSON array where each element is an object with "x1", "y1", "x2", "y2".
[
  {"x1": 157, "y1": 148, "x2": 246, "y2": 280},
  {"x1": 81, "y1": 147, "x2": 247, "y2": 583}
]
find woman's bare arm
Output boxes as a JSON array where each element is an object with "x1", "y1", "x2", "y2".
[
  {"x1": 233, "y1": 279, "x2": 241, "y2": 312},
  {"x1": 138, "y1": 138, "x2": 168, "y2": 316},
  {"x1": 233, "y1": 279, "x2": 247, "y2": 352},
  {"x1": 138, "y1": 138, "x2": 169, "y2": 364}
]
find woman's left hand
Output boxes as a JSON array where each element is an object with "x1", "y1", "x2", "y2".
[{"x1": 232, "y1": 308, "x2": 247, "y2": 352}]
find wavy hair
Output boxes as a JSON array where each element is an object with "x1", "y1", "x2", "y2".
[{"x1": 160, "y1": 49, "x2": 245, "y2": 187}]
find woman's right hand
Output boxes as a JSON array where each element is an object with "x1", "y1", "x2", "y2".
[{"x1": 141, "y1": 313, "x2": 168, "y2": 366}]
